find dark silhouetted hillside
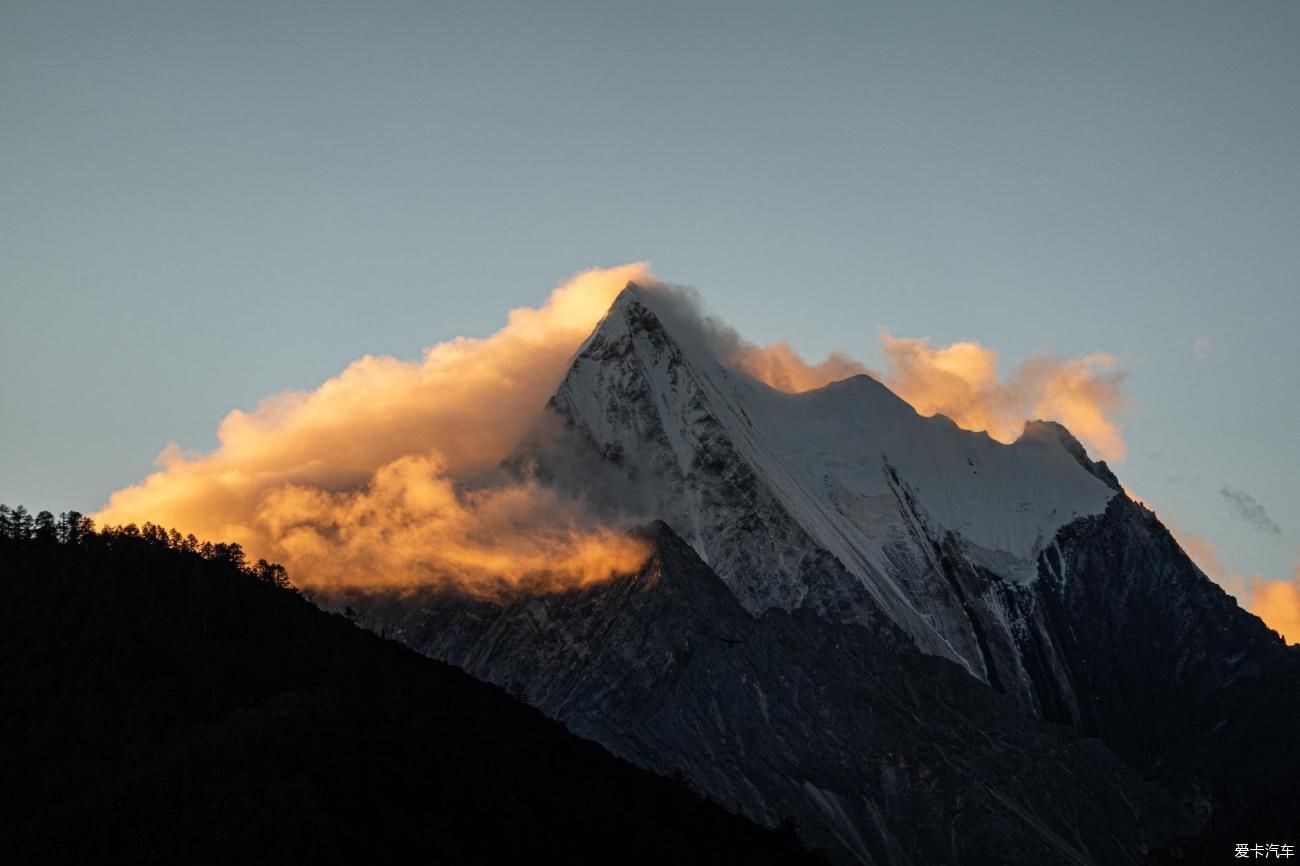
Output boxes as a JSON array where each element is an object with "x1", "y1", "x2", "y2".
[{"x1": 0, "y1": 514, "x2": 823, "y2": 865}]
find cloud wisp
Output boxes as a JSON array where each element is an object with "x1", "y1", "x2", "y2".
[{"x1": 1221, "y1": 486, "x2": 1283, "y2": 535}]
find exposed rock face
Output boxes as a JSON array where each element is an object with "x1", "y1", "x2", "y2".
[
  {"x1": 1030, "y1": 497, "x2": 1300, "y2": 795},
  {"x1": 350, "y1": 523, "x2": 1185, "y2": 866}
]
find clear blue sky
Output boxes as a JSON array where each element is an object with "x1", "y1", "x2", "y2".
[{"x1": 2, "y1": 1, "x2": 1297, "y2": 584}]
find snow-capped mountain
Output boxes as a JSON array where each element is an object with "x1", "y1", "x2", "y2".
[
  {"x1": 345, "y1": 284, "x2": 1298, "y2": 864},
  {"x1": 515, "y1": 285, "x2": 1129, "y2": 713}
]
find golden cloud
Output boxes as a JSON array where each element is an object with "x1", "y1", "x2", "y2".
[
  {"x1": 96, "y1": 263, "x2": 655, "y2": 591},
  {"x1": 878, "y1": 334, "x2": 1127, "y2": 462},
  {"x1": 723, "y1": 342, "x2": 872, "y2": 394},
  {"x1": 1249, "y1": 570, "x2": 1300, "y2": 646},
  {"x1": 712, "y1": 321, "x2": 1128, "y2": 462}
]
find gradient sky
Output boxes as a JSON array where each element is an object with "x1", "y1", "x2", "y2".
[{"x1": 2, "y1": 1, "x2": 1297, "y2": 588}]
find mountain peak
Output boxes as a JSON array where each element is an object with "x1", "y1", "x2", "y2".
[
  {"x1": 620, "y1": 278, "x2": 652, "y2": 297},
  {"x1": 599, "y1": 280, "x2": 671, "y2": 324},
  {"x1": 574, "y1": 281, "x2": 706, "y2": 377},
  {"x1": 602, "y1": 281, "x2": 651, "y2": 316}
]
